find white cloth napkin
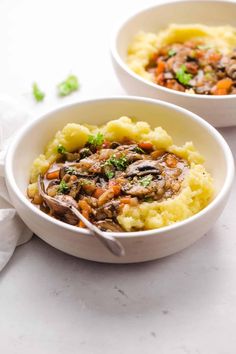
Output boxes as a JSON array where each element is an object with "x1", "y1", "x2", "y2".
[{"x1": 0, "y1": 95, "x2": 33, "y2": 271}]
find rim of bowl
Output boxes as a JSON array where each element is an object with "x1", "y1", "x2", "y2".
[
  {"x1": 5, "y1": 96, "x2": 235, "y2": 239},
  {"x1": 110, "y1": 0, "x2": 236, "y2": 100}
]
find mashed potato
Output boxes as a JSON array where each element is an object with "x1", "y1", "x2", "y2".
[
  {"x1": 29, "y1": 116, "x2": 214, "y2": 231},
  {"x1": 127, "y1": 24, "x2": 236, "y2": 82}
]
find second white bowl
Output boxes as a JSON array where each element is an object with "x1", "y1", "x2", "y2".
[{"x1": 111, "y1": 0, "x2": 236, "y2": 127}]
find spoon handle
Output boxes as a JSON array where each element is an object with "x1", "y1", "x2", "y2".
[{"x1": 71, "y1": 206, "x2": 125, "y2": 257}]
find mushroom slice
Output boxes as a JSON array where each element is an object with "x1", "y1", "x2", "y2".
[
  {"x1": 38, "y1": 175, "x2": 79, "y2": 225},
  {"x1": 95, "y1": 219, "x2": 124, "y2": 232},
  {"x1": 125, "y1": 160, "x2": 162, "y2": 177},
  {"x1": 226, "y1": 60, "x2": 236, "y2": 80}
]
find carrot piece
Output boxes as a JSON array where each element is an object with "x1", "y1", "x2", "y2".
[
  {"x1": 93, "y1": 187, "x2": 106, "y2": 199},
  {"x1": 138, "y1": 141, "x2": 153, "y2": 151},
  {"x1": 213, "y1": 88, "x2": 228, "y2": 95},
  {"x1": 195, "y1": 50, "x2": 204, "y2": 59},
  {"x1": 209, "y1": 52, "x2": 221, "y2": 62},
  {"x1": 102, "y1": 140, "x2": 111, "y2": 148},
  {"x1": 46, "y1": 170, "x2": 59, "y2": 180},
  {"x1": 119, "y1": 196, "x2": 132, "y2": 204},
  {"x1": 151, "y1": 150, "x2": 165, "y2": 159},
  {"x1": 78, "y1": 220, "x2": 85, "y2": 228},
  {"x1": 216, "y1": 78, "x2": 233, "y2": 90},
  {"x1": 78, "y1": 200, "x2": 92, "y2": 228},
  {"x1": 156, "y1": 60, "x2": 165, "y2": 75},
  {"x1": 108, "y1": 181, "x2": 121, "y2": 197}
]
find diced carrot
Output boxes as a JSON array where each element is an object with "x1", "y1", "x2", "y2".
[
  {"x1": 209, "y1": 52, "x2": 221, "y2": 62},
  {"x1": 108, "y1": 181, "x2": 121, "y2": 197},
  {"x1": 78, "y1": 200, "x2": 92, "y2": 227},
  {"x1": 213, "y1": 88, "x2": 228, "y2": 95},
  {"x1": 195, "y1": 50, "x2": 204, "y2": 59},
  {"x1": 78, "y1": 220, "x2": 85, "y2": 228},
  {"x1": 151, "y1": 149, "x2": 165, "y2": 159},
  {"x1": 138, "y1": 141, "x2": 153, "y2": 151},
  {"x1": 46, "y1": 170, "x2": 60, "y2": 180},
  {"x1": 216, "y1": 78, "x2": 233, "y2": 90},
  {"x1": 102, "y1": 140, "x2": 111, "y2": 148},
  {"x1": 119, "y1": 196, "x2": 132, "y2": 204},
  {"x1": 156, "y1": 60, "x2": 165, "y2": 75},
  {"x1": 155, "y1": 73, "x2": 165, "y2": 85},
  {"x1": 78, "y1": 199, "x2": 91, "y2": 213},
  {"x1": 93, "y1": 187, "x2": 106, "y2": 199}
]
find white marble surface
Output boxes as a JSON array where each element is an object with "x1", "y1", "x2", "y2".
[{"x1": 0, "y1": 0, "x2": 236, "y2": 353}]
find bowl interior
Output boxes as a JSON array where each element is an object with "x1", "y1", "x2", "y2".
[
  {"x1": 116, "y1": 0, "x2": 236, "y2": 61},
  {"x1": 9, "y1": 98, "x2": 228, "y2": 200}
]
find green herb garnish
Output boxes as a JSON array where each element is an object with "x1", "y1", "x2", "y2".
[
  {"x1": 58, "y1": 180, "x2": 69, "y2": 194},
  {"x1": 168, "y1": 49, "x2": 176, "y2": 57},
  {"x1": 134, "y1": 146, "x2": 145, "y2": 154},
  {"x1": 106, "y1": 154, "x2": 128, "y2": 171},
  {"x1": 105, "y1": 171, "x2": 115, "y2": 179},
  {"x1": 66, "y1": 166, "x2": 76, "y2": 174},
  {"x1": 57, "y1": 144, "x2": 67, "y2": 154},
  {"x1": 57, "y1": 75, "x2": 79, "y2": 97},
  {"x1": 32, "y1": 83, "x2": 45, "y2": 102},
  {"x1": 176, "y1": 65, "x2": 192, "y2": 86},
  {"x1": 87, "y1": 132, "x2": 104, "y2": 147},
  {"x1": 139, "y1": 175, "x2": 153, "y2": 187}
]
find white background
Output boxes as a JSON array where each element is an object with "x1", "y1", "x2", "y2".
[{"x1": 0, "y1": 0, "x2": 236, "y2": 353}]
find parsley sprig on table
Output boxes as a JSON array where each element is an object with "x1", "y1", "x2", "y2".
[
  {"x1": 176, "y1": 65, "x2": 192, "y2": 86},
  {"x1": 32, "y1": 83, "x2": 45, "y2": 102},
  {"x1": 57, "y1": 75, "x2": 79, "y2": 96}
]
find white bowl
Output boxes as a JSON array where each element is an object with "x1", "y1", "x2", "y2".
[
  {"x1": 4, "y1": 97, "x2": 234, "y2": 263},
  {"x1": 111, "y1": 0, "x2": 236, "y2": 127}
]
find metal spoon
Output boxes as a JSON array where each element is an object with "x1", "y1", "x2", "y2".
[{"x1": 37, "y1": 175, "x2": 125, "y2": 257}]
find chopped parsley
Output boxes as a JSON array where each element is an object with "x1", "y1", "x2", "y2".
[
  {"x1": 105, "y1": 170, "x2": 115, "y2": 179},
  {"x1": 87, "y1": 132, "x2": 104, "y2": 147},
  {"x1": 58, "y1": 180, "x2": 69, "y2": 194},
  {"x1": 66, "y1": 166, "x2": 76, "y2": 174},
  {"x1": 176, "y1": 65, "x2": 192, "y2": 86},
  {"x1": 106, "y1": 154, "x2": 128, "y2": 171},
  {"x1": 32, "y1": 83, "x2": 45, "y2": 102},
  {"x1": 57, "y1": 144, "x2": 67, "y2": 154},
  {"x1": 168, "y1": 49, "x2": 176, "y2": 57},
  {"x1": 139, "y1": 175, "x2": 153, "y2": 187},
  {"x1": 134, "y1": 146, "x2": 145, "y2": 154},
  {"x1": 57, "y1": 75, "x2": 79, "y2": 97}
]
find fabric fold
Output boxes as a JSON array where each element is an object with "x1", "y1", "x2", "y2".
[{"x1": 0, "y1": 95, "x2": 33, "y2": 271}]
